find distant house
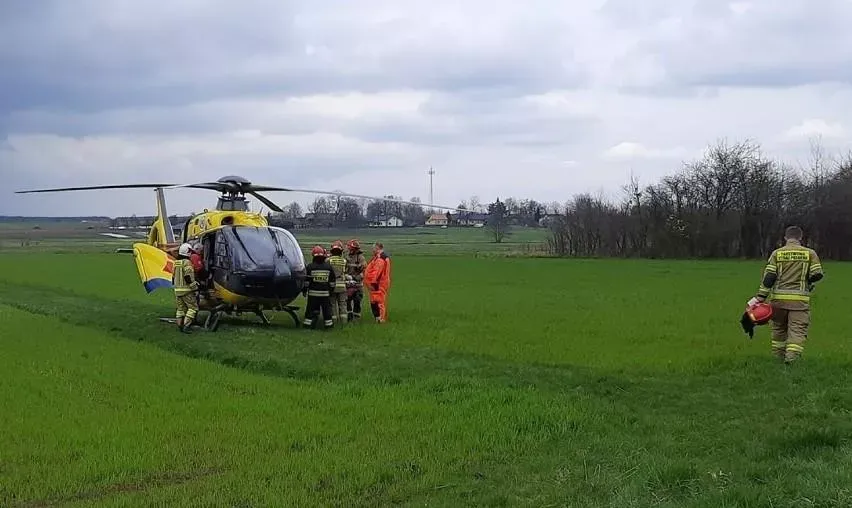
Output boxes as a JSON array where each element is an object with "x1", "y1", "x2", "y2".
[
  {"x1": 369, "y1": 215, "x2": 403, "y2": 227},
  {"x1": 455, "y1": 212, "x2": 488, "y2": 227},
  {"x1": 425, "y1": 213, "x2": 449, "y2": 226}
]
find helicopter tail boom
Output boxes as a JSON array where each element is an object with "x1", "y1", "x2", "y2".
[{"x1": 146, "y1": 188, "x2": 177, "y2": 248}]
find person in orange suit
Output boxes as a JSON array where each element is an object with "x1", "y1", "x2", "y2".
[{"x1": 365, "y1": 242, "x2": 391, "y2": 323}]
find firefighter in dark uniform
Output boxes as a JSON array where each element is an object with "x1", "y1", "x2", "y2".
[{"x1": 302, "y1": 245, "x2": 336, "y2": 329}]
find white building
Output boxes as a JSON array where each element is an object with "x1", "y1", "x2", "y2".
[{"x1": 370, "y1": 216, "x2": 403, "y2": 227}]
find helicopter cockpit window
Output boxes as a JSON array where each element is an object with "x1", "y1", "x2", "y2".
[
  {"x1": 219, "y1": 226, "x2": 304, "y2": 273},
  {"x1": 268, "y1": 227, "x2": 305, "y2": 271}
]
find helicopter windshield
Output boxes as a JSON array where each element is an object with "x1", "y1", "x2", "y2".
[{"x1": 218, "y1": 226, "x2": 305, "y2": 274}]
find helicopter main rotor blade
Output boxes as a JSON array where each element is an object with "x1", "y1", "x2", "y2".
[
  {"x1": 15, "y1": 183, "x2": 176, "y2": 194},
  {"x1": 248, "y1": 191, "x2": 285, "y2": 213}
]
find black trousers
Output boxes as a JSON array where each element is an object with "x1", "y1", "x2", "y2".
[
  {"x1": 347, "y1": 290, "x2": 363, "y2": 318},
  {"x1": 304, "y1": 295, "x2": 334, "y2": 328}
]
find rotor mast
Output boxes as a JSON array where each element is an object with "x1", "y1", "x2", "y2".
[{"x1": 213, "y1": 176, "x2": 251, "y2": 211}]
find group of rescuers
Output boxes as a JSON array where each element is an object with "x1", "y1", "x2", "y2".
[
  {"x1": 170, "y1": 239, "x2": 391, "y2": 333},
  {"x1": 169, "y1": 223, "x2": 825, "y2": 365}
]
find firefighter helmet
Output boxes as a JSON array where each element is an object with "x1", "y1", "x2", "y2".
[
  {"x1": 747, "y1": 302, "x2": 773, "y2": 325},
  {"x1": 741, "y1": 302, "x2": 773, "y2": 339},
  {"x1": 331, "y1": 240, "x2": 344, "y2": 252},
  {"x1": 347, "y1": 239, "x2": 360, "y2": 251},
  {"x1": 311, "y1": 245, "x2": 327, "y2": 257},
  {"x1": 178, "y1": 243, "x2": 193, "y2": 257}
]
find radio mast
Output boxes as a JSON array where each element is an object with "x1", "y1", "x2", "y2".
[{"x1": 427, "y1": 166, "x2": 435, "y2": 212}]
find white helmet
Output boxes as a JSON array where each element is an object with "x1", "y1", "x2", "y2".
[{"x1": 178, "y1": 243, "x2": 193, "y2": 257}]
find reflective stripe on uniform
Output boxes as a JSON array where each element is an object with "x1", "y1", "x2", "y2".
[
  {"x1": 173, "y1": 259, "x2": 194, "y2": 295},
  {"x1": 771, "y1": 291, "x2": 810, "y2": 302},
  {"x1": 307, "y1": 290, "x2": 330, "y2": 297},
  {"x1": 786, "y1": 343, "x2": 804, "y2": 353},
  {"x1": 328, "y1": 256, "x2": 347, "y2": 290},
  {"x1": 310, "y1": 269, "x2": 331, "y2": 282},
  {"x1": 776, "y1": 250, "x2": 810, "y2": 262},
  {"x1": 762, "y1": 243, "x2": 821, "y2": 304}
]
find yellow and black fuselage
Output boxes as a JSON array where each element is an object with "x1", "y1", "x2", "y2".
[{"x1": 135, "y1": 209, "x2": 307, "y2": 311}]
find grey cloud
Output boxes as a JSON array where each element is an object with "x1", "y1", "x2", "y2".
[
  {"x1": 3, "y1": 88, "x2": 600, "y2": 149},
  {"x1": 602, "y1": 0, "x2": 852, "y2": 91},
  {"x1": 352, "y1": 93, "x2": 600, "y2": 147},
  {"x1": 0, "y1": 0, "x2": 587, "y2": 117},
  {"x1": 2, "y1": 104, "x2": 323, "y2": 138}
]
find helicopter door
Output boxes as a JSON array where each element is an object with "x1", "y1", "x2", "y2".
[{"x1": 200, "y1": 235, "x2": 211, "y2": 267}]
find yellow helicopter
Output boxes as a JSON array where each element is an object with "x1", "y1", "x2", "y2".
[{"x1": 15, "y1": 175, "x2": 464, "y2": 331}]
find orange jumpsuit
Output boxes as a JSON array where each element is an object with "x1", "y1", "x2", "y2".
[{"x1": 365, "y1": 251, "x2": 391, "y2": 322}]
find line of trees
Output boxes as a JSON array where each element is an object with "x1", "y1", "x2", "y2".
[
  {"x1": 269, "y1": 195, "x2": 430, "y2": 228},
  {"x1": 546, "y1": 138, "x2": 852, "y2": 260},
  {"x1": 268, "y1": 193, "x2": 553, "y2": 229}
]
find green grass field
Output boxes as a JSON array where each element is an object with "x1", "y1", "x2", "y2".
[{"x1": 2, "y1": 225, "x2": 852, "y2": 506}]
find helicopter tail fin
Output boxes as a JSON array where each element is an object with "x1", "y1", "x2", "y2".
[
  {"x1": 133, "y1": 242, "x2": 175, "y2": 293},
  {"x1": 146, "y1": 188, "x2": 177, "y2": 248}
]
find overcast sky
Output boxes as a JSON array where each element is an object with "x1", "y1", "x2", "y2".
[{"x1": 3, "y1": 0, "x2": 852, "y2": 217}]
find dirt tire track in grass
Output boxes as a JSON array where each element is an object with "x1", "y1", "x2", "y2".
[{"x1": 11, "y1": 468, "x2": 225, "y2": 508}]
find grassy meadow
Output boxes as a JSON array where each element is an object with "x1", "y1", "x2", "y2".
[{"x1": 2, "y1": 224, "x2": 852, "y2": 507}]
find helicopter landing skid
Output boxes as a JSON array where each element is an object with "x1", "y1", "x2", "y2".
[
  {"x1": 158, "y1": 305, "x2": 301, "y2": 331},
  {"x1": 203, "y1": 304, "x2": 230, "y2": 332},
  {"x1": 279, "y1": 306, "x2": 301, "y2": 328},
  {"x1": 201, "y1": 304, "x2": 302, "y2": 331}
]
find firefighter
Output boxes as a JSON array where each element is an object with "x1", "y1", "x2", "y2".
[
  {"x1": 327, "y1": 240, "x2": 349, "y2": 323},
  {"x1": 365, "y1": 242, "x2": 391, "y2": 323},
  {"x1": 302, "y1": 245, "x2": 336, "y2": 330},
  {"x1": 750, "y1": 225, "x2": 824, "y2": 364},
  {"x1": 173, "y1": 242, "x2": 200, "y2": 333},
  {"x1": 345, "y1": 239, "x2": 367, "y2": 320}
]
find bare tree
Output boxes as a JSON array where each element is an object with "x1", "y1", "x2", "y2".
[
  {"x1": 545, "y1": 138, "x2": 852, "y2": 261},
  {"x1": 486, "y1": 198, "x2": 510, "y2": 243}
]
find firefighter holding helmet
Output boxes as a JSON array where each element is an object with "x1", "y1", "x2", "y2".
[
  {"x1": 747, "y1": 225, "x2": 824, "y2": 364},
  {"x1": 302, "y1": 245, "x2": 336, "y2": 330}
]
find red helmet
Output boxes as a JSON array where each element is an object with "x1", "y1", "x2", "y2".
[
  {"x1": 311, "y1": 245, "x2": 326, "y2": 257},
  {"x1": 747, "y1": 302, "x2": 773, "y2": 325},
  {"x1": 347, "y1": 239, "x2": 360, "y2": 251}
]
